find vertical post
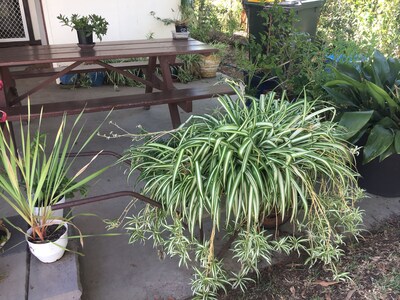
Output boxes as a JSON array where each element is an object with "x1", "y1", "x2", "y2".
[
  {"x1": 145, "y1": 57, "x2": 157, "y2": 94},
  {"x1": 159, "y1": 55, "x2": 182, "y2": 128}
]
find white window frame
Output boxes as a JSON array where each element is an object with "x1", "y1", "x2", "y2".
[{"x1": 0, "y1": 0, "x2": 30, "y2": 42}]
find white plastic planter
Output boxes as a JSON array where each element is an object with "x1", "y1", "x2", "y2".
[
  {"x1": 26, "y1": 220, "x2": 68, "y2": 263},
  {"x1": 34, "y1": 196, "x2": 65, "y2": 219}
]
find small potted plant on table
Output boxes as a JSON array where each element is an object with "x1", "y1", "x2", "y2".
[
  {"x1": 57, "y1": 13, "x2": 109, "y2": 48},
  {"x1": 150, "y1": 1, "x2": 192, "y2": 39},
  {"x1": 0, "y1": 109, "x2": 111, "y2": 263}
]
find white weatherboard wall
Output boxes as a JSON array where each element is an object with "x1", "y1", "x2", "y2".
[{"x1": 41, "y1": 0, "x2": 180, "y2": 45}]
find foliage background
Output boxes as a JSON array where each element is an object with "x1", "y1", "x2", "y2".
[{"x1": 318, "y1": 0, "x2": 400, "y2": 57}]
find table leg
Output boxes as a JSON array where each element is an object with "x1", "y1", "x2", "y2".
[
  {"x1": 143, "y1": 57, "x2": 158, "y2": 110},
  {"x1": 168, "y1": 103, "x2": 181, "y2": 129},
  {"x1": 158, "y1": 56, "x2": 183, "y2": 128},
  {"x1": 159, "y1": 55, "x2": 193, "y2": 114},
  {"x1": 145, "y1": 57, "x2": 157, "y2": 94},
  {"x1": 158, "y1": 56, "x2": 176, "y2": 90}
]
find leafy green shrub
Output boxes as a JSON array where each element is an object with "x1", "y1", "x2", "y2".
[
  {"x1": 318, "y1": 0, "x2": 400, "y2": 57},
  {"x1": 189, "y1": 0, "x2": 243, "y2": 43},
  {"x1": 236, "y1": 3, "x2": 330, "y2": 98}
]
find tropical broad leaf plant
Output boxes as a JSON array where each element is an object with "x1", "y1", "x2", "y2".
[
  {"x1": 324, "y1": 50, "x2": 400, "y2": 164},
  {"x1": 119, "y1": 81, "x2": 363, "y2": 299}
]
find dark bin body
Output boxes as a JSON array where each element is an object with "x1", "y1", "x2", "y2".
[{"x1": 243, "y1": 0, "x2": 325, "y2": 43}]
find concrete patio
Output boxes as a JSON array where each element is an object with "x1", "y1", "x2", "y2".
[{"x1": 1, "y1": 74, "x2": 400, "y2": 300}]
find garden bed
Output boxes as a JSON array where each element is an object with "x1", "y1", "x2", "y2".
[{"x1": 221, "y1": 215, "x2": 400, "y2": 299}]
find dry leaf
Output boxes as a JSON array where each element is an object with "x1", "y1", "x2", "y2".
[
  {"x1": 290, "y1": 286, "x2": 296, "y2": 297},
  {"x1": 345, "y1": 289, "x2": 357, "y2": 300},
  {"x1": 325, "y1": 293, "x2": 331, "y2": 300},
  {"x1": 312, "y1": 280, "x2": 339, "y2": 287},
  {"x1": 371, "y1": 256, "x2": 380, "y2": 262}
]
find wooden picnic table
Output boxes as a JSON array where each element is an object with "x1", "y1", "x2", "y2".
[{"x1": 0, "y1": 38, "x2": 233, "y2": 128}]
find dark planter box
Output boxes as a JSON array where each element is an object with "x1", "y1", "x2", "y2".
[
  {"x1": 356, "y1": 152, "x2": 400, "y2": 197},
  {"x1": 244, "y1": 71, "x2": 279, "y2": 98}
]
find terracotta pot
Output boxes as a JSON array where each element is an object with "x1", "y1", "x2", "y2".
[{"x1": 200, "y1": 54, "x2": 221, "y2": 78}]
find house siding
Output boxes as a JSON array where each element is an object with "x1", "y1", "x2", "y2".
[{"x1": 41, "y1": 0, "x2": 179, "y2": 44}]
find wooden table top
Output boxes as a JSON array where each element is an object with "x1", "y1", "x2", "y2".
[{"x1": 0, "y1": 38, "x2": 217, "y2": 67}]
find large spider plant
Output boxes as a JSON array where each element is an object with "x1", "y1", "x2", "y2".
[
  {"x1": 123, "y1": 81, "x2": 362, "y2": 298},
  {"x1": 128, "y1": 84, "x2": 358, "y2": 232},
  {"x1": 0, "y1": 107, "x2": 110, "y2": 242}
]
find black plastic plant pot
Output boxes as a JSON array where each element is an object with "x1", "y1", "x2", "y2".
[
  {"x1": 175, "y1": 25, "x2": 188, "y2": 33},
  {"x1": 244, "y1": 71, "x2": 279, "y2": 98},
  {"x1": 356, "y1": 152, "x2": 400, "y2": 197},
  {"x1": 77, "y1": 30, "x2": 94, "y2": 45}
]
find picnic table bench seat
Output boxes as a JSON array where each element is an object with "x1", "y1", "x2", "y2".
[{"x1": 2, "y1": 84, "x2": 235, "y2": 123}]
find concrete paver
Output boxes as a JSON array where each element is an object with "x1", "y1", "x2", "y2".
[{"x1": 0, "y1": 217, "x2": 28, "y2": 300}]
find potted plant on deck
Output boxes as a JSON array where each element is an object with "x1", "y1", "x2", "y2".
[
  {"x1": 57, "y1": 13, "x2": 109, "y2": 46},
  {"x1": 199, "y1": 42, "x2": 227, "y2": 78},
  {"x1": 0, "y1": 109, "x2": 111, "y2": 263},
  {"x1": 324, "y1": 50, "x2": 400, "y2": 196},
  {"x1": 116, "y1": 81, "x2": 363, "y2": 298}
]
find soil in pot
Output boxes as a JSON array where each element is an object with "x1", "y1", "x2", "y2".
[{"x1": 28, "y1": 224, "x2": 67, "y2": 244}]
